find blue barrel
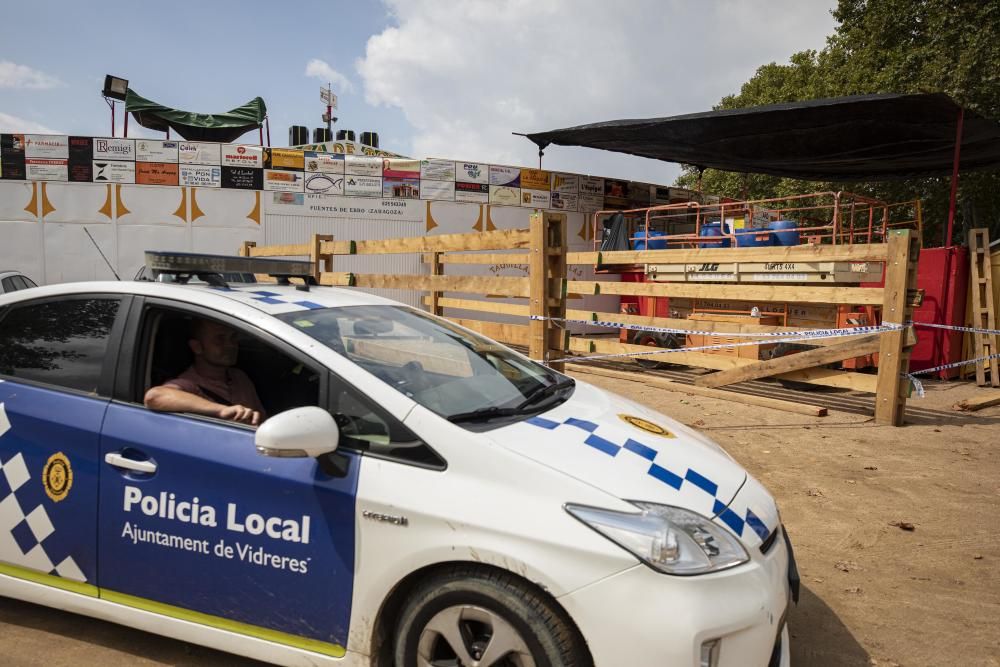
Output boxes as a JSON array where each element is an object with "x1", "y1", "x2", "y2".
[
  {"x1": 633, "y1": 229, "x2": 668, "y2": 250},
  {"x1": 698, "y1": 222, "x2": 730, "y2": 248},
  {"x1": 734, "y1": 227, "x2": 773, "y2": 247},
  {"x1": 769, "y1": 219, "x2": 801, "y2": 246}
]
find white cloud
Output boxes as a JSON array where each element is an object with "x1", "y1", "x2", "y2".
[
  {"x1": 0, "y1": 61, "x2": 62, "y2": 90},
  {"x1": 0, "y1": 112, "x2": 60, "y2": 134},
  {"x1": 357, "y1": 0, "x2": 836, "y2": 183},
  {"x1": 305, "y1": 59, "x2": 355, "y2": 94}
]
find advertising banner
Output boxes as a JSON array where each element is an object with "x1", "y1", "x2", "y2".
[
  {"x1": 456, "y1": 161, "x2": 488, "y2": 184},
  {"x1": 520, "y1": 189, "x2": 551, "y2": 209},
  {"x1": 263, "y1": 169, "x2": 305, "y2": 192},
  {"x1": 304, "y1": 152, "x2": 345, "y2": 173},
  {"x1": 24, "y1": 135, "x2": 68, "y2": 159},
  {"x1": 604, "y1": 178, "x2": 629, "y2": 208},
  {"x1": 551, "y1": 172, "x2": 579, "y2": 193},
  {"x1": 628, "y1": 181, "x2": 652, "y2": 207},
  {"x1": 653, "y1": 185, "x2": 673, "y2": 204},
  {"x1": 519, "y1": 168, "x2": 550, "y2": 192},
  {"x1": 222, "y1": 144, "x2": 263, "y2": 168},
  {"x1": 383, "y1": 177, "x2": 420, "y2": 199},
  {"x1": 137, "y1": 162, "x2": 180, "y2": 186},
  {"x1": 550, "y1": 191, "x2": 578, "y2": 211},
  {"x1": 578, "y1": 193, "x2": 604, "y2": 211},
  {"x1": 266, "y1": 148, "x2": 305, "y2": 171},
  {"x1": 93, "y1": 160, "x2": 136, "y2": 183},
  {"x1": 420, "y1": 180, "x2": 455, "y2": 201},
  {"x1": 268, "y1": 193, "x2": 424, "y2": 222},
  {"x1": 136, "y1": 140, "x2": 179, "y2": 163},
  {"x1": 382, "y1": 158, "x2": 420, "y2": 179},
  {"x1": 489, "y1": 165, "x2": 520, "y2": 187},
  {"x1": 455, "y1": 181, "x2": 488, "y2": 203},
  {"x1": 1, "y1": 134, "x2": 26, "y2": 180},
  {"x1": 344, "y1": 174, "x2": 381, "y2": 197},
  {"x1": 222, "y1": 166, "x2": 264, "y2": 190},
  {"x1": 93, "y1": 137, "x2": 135, "y2": 161},
  {"x1": 489, "y1": 184, "x2": 521, "y2": 206},
  {"x1": 26, "y1": 159, "x2": 68, "y2": 181},
  {"x1": 303, "y1": 172, "x2": 344, "y2": 195},
  {"x1": 68, "y1": 137, "x2": 93, "y2": 182},
  {"x1": 344, "y1": 155, "x2": 382, "y2": 176},
  {"x1": 579, "y1": 175, "x2": 604, "y2": 197},
  {"x1": 179, "y1": 165, "x2": 222, "y2": 188},
  {"x1": 420, "y1": 158, "x2": 454, "y2": 181},
  {"x1": 178, "y1": 142, "x2": 221, "y2": 165}
]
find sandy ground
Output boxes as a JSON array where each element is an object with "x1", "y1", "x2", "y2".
[{"x1": 0, "y1": 369, "x2": 998, "y2": 666}]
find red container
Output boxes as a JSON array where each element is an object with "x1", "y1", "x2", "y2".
[{"x1": 909, "y1": 246, "x2": 969, "y2": 379}]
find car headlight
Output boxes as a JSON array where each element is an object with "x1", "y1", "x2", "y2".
[{"x1": 565, "y1": 501, "x2": 749, "y2": 575}]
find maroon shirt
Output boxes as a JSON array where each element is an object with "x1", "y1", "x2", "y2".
[{"x1": 164, "y1": 366, "x2": 266, "y2": 417}]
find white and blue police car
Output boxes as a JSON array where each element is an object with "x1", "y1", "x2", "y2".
[{"x1": 0, "y1": 253, "x2": 797, "y2": 667}]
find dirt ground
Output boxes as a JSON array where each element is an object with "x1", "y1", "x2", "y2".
[{"x1": 0, "y1": 368, "x2": 998, "y2": 666}]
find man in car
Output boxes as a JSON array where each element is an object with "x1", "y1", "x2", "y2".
[{"x1": 145, "y1": 319, "x2": 266, "y2": 425}]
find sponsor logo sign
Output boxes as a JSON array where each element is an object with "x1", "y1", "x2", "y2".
[
  {"x1": 304, "y1": 152, "x2": 345, "y2": 173},
  {"x1": 550, "y1": 191, "x2": 578, "y2": 211},
  {"x1": 303, "y1": 172, "x2": 344, "y2": 195},
  {"x1": 551, "y1": 172, "x2": 579, "y2": 193},
  {"x1": 382, "y1": 158, "x2": 420, "y2": 179},
  {"x1": 578, "y1": 193, "x2": 604, "y2": 211},
  {"x1": 628, "y1": 181, "x2": 652, "y2": 207},
  {"x1": 579, "y1": 175, "x2": 604, "y2": 196},
  {"x1": 456, "y1": 161, "x2": 487, "y2": 184},
  {"x1": 263, "y1": 169, "x2": 305, "y2": 192},
  {"x1": 24, "y1": 135, "x2": 68, "y2": 159},
  {"x1": 222, "y1": 144, "x2": 263, "y2": 168},
  {"x1": 272, "y1": 193, "x2": 424, "y2": 222},
  {"x1": 344, "y1": 174, "x2": 382, "y2": 197},
  {"x1": 222, "y1": 166, "x2": 264, "y2": 190},
  {"x1": 26, "y1": 158, "x2": 68, "y2": 181},
  {"x1": 455, "y1": 181, "x2": 489, "y2": 203},
  {"x1": 93, "y1": 137, "x2": 135, "y2": 161},
  {"x1": 0, "y1": 134, "x2": 26, "y2": 180},
  {"x1": 420, "y1": 158, "x2": 455, "y2": 181},
  {"x1": 68, "y1": 137, "x2": 93, "y2": 182},
  {"x1": 604, "y1": 178, "x2": 629, "y2": 208},
  {"x1": 489, "y1": 165, "x2": 520, "y2": 187},
  {"x1": 179, "y1": 165, "x2": 222, "y2": 188},
  {"x1": 178, "y1": 141, "x2": 221, "y2": 165},
  {"x1": 519, "y1": 168, "x2": 550, "y2": 191},
  {"x1": 136, "y1": 140, "x2": 179, "y2": 163},
  {"x1": 93, "y1": 160, "x2": 136, "y2": 183},
  {"x1": 653, "y1": 185, "x2": 673, "y2": 204},
  {"x1": 266, "y1": 148, "x2": 305, "y2": 171},
  {"x1": 272, "y1": 192, "x2": 305, "y2": 206},
  {"x1": 344, "y1": 155, "x2": 382, "y2": 176},
  {"x1": 489, "y1": 184, "x2": 521, "y2": 206},
  {"x1": 383, "y1": 177, "x2": 420, "y2": 199},
  {"x1": 420, "y1": 180, "x2": 455, "y2": 201},
  {"x1": 137, "y1": 162, "x2": 179, "y2": 186},
  {"x1": 521, "y1": 189, "x2": 551, "y2": 209}
]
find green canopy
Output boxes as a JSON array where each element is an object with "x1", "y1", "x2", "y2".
[{"x1": 125, "y1": 88, "x2": 267, "y2": 143}]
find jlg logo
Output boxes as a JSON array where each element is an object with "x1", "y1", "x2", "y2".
[{"x1": 698, "y1": 263, "x2": 720, "y2": 271}]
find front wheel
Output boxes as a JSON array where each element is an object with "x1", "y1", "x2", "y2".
[{"x1": 392, "y1": 566, "x2": 589, "y2": 667}]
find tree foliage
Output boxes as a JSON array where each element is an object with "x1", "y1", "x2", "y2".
[{"x1": 675, "y1": 0, "x2": 1000, "y2": 244}]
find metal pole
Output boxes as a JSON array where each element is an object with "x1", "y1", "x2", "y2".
[
  {"x1": 111, "y1": 100, "x2": 115, "y2": 137},
  {"x1": 944, "y1": 108, "x2": 964, "y2": 247},
  {"x1": 266, "y1": 117, "x2": 271, "y2": 147},
  {"x1": 124, "y1": 110, "x2": 128, "y2": 138}
]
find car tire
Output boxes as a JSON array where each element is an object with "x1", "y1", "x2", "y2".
[
  {"x1": 632, "y1": 332, "x2": 681, "y2": 369},
  {"x1": 392, "y1": 565, "x2": 589, "y2": 667}
]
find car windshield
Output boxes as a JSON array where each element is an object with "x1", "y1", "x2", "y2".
[{"x1": 276, "y1": 305, "x2": 573, "y2": 428}]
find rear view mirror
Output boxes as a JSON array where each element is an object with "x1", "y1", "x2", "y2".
[{"x1": 255, "y1": 407, "x2": 339, "y2": 458}]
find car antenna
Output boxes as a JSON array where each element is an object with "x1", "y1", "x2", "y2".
[{"x1": 84, "y1": 227, "x2": 121, "y2": 280}]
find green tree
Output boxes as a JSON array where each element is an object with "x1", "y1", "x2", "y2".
[{"x1": 675, "y1": 0, "x2": 1000, "y2": 245}]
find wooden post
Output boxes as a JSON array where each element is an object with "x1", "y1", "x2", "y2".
[
  {"x1": 309, "y1": 234, "x2": 333, "y2": 284},
  {"x1": 968, "y1": 228, "x2": 999, "y2": 386},
  {"x1": 429, "y1": 251, "x2": 443, "y2": 316},
  {"x1": 875, "y1": 229, "x2": 919, "y2": 425},
  {"x1": 529, "y1": 212, "x2": 568, "y2": 372},
  {"x1": 239, "y1": 240, "x2": 256, "y2": 257}
]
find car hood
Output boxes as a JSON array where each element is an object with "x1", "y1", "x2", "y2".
[{"x1": 486, "y1": 380, "x2": 749, "y2": 522}]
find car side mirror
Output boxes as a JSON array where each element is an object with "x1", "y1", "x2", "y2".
[{"x1": 254, "y1": 407, "x2": 339, "y2": 458}]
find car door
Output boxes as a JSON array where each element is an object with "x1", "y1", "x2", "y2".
[
  {"x1": 97, "y1": 299, "x2": 360, "y2": 655},
  {"x1": 0, "y1": 294, "x2": 129, "y2": 592}
]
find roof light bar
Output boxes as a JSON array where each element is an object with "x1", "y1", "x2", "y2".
[{"x1": 144, "y1": 251, "x2": 314, "y2": 280}]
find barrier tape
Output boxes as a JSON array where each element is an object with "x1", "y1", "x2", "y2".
[
  {"x1": 912, "y1": 321, "x2": 1000, "y2": 336},
  {"x1": 905, "y1": 351, "x2": 1000, "y2": 398}
]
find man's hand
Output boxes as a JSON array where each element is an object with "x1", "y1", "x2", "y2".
[{"x1": 218, "y1": 404, "x2": 261, "y2": 426}]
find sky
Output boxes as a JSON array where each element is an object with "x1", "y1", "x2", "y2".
[{"x1": 0, "y1": 0, "x2": 837, "y2": 184}]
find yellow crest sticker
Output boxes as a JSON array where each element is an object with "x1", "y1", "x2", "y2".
[
  {"x1": 43, "y1": 452, "x2": 73, "y2": 503},
  {"x1": 619, "y1": 414, "x2": 675, "y2": 438}
]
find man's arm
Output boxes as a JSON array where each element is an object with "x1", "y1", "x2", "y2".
[{"x1": 144, "y1": 386, "x2": 261, "y2": 426}]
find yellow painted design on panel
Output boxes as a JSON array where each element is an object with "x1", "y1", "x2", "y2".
[
  {"x1": 172, "y1": 188, "x2": 188, "y2": 222},
  {"x1": 190, "y1": 188, "x2": 205, "y2": 222},
  {"x1": 23, "y1": 182, "x2": 39, "y2": 217},
  {"x1": 578, "y1": 219, "x2": 592, "y2": 241},
  {"x1": 485, "y1": 204, "x2": 497, "y2": 232},
  {"x1": 115, "y1": 184, "x2": 130, "y2": 218},
  {"x1": 472, "y1": 204, "x2": 484, "y2": 232},
  {"x1": 247, "y1": 191, "x2": 261, "y2": 225},
  {"x1": 425, "y1": 200, "x2": 438, "y2": 232},
  {"x1": 98, "y1": 184, "x2": 113, "y2": 219},
  {"x1": 40, "y1": 182, "x2": 55, "y2": 218}
]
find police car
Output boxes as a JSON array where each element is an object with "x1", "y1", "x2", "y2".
[{"x1": 0, "y1": 253, "x2": 797, "y2": 667}]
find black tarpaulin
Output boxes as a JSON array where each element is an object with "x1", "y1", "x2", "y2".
[
  {"x1": 125, "y1": 88, "x2": 267, "y2": 143},
  {"x1": 523, "y1": 93, "x2": 1000, "y2": 181}
]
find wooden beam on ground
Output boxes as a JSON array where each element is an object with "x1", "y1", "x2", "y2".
[
  {"x1": 567, "y1": 279, "x2": 883, "y2": 305},
  {"x1": 451, "y1": 319, "x2": 530, "y2": 346},
  {"x1": 875, "y1": 229, "x2": 919, "y2": 425},
  {"x1": 954, "y1": 391, "x2": 1000, "y2": 412},
  {"x1": 569, "y1": 243, "x2": 890, "y2": 266},
  {"x1": 565, "y1": 364, "x2": 827, "y2": 417},
  {"x1": 695, "y1": 334, "x2": 882, "y2": 388},
  {"x1": 351, "y1": 274, "x2": 530, "y2": 297}
]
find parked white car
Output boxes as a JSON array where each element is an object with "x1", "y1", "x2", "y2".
[{"x1": 0, "y1": 270, "x2": 37, "y2": 294}]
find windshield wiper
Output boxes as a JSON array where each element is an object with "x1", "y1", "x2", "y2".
[
  {"x1": 515, "y1": 377, "x2": 576, "y2": 411},
  {"x1": 447, "y1": 378, "x2": 576, "y2": 424}
]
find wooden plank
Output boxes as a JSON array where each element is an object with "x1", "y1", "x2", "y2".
[
  {"x1": 529, "y1": 212, "x2": 569, "y2": 371},
  {"x1": 968, "y1": 228, "x2": 999, "y2": 386},
  {"x1": 567, "y1": 280, "x2": 884, "y2": 305},
  {"x1": 875, "y1": 229, "x2": 918, "y2": 425},
  {"x1": 429, "y1": 251, "x2": 443, "y2": 316},
  {"x1": 245, "y1": 242, "x2": 310, "y2": 258},
  {"x1": 351, "y1": 274, "x2": 530, "y2": 296},
  {"x1": 451, "y1": 318, "x2": 531, "y2": 346},
  {"x1": 317, "y1": 272, "x2": 356, "y2": 287},
  {"x1": 566, "y1": 364, "x2": 827, "y2": 417},
  {"x1": 954, "y1": 390, "x2": 1000, "y2": 412},
  {"x1": 323, "y1": 228, "x2": 532, "y2": 255},
  {"x1": 422, "y1": 296, "x2": 529, "y2": 316},
  {"x1": 695, "y1": 334, "x2": 882, "y2": 388},
  {"x1": 569, "y1": 243, "x2": 890, "y2": 266},
  {"x1": 427, "y1": 252, "x2": 531, "y2": 265}
]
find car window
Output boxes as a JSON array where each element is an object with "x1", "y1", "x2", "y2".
[
  {"x1": 0, "y1": 298, "x2": 121, "y2": 393},
  {"x1": 20, "y1": 275, "x2": 37, "y2": 289},
  {"x1": 0, "y1": 277, "x2": 14, "y2": 293}
]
